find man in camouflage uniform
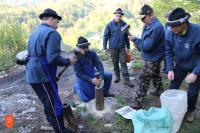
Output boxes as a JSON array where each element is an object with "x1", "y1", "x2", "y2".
[{"x1": 129, "y1": 5, "x2": 164, "y2": 109}]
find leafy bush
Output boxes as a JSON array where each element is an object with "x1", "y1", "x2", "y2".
[{"x1": 0, "y1": 20, "x2": 26, "y2": 71}]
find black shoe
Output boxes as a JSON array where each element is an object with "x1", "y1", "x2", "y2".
[
  {"x1": 104, "y1": 93, "x2": 115, "y2": 97},
  {"x1": 185, "y1": 112, "x2": 194, "y2": 122},
  {"x1": 129, "y1": 102, "x2": 143, "y2": 110},
  {"x1": 114, "y1": 77, "x2": 120, "y2": 83},
  {"x1": 124, "y1": 80, "x2": 134, "y2": 87},
  {"x1": 150, "y1": 89, "x2": 164, "y2": 96}
]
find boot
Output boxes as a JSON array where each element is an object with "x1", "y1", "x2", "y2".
[
  {"x1": 40, "y1": 119, "x2": 53, "y2": 131},
  {"x1": 114, "y1": 75, "x2": 120, "y2": 83},
  {"x1": 185, "y1": 112, "x2": 194, "y2": 122},
  {"x1": 104, "y1": 93, "x2": 115, "y2": 97},
  {"x1": 150, "y1": 89, "x2": 164, "y2": 96},
  {"x1": 129, "y1": 102, "x2": 143, "y2": 110},
  {"x1": 124, "y1": 78, "x2": 134, "y2": 87}
]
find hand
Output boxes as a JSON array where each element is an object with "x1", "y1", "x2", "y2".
[
  {"x1": 128, "y1": 35, "x2": 136, "y2": 41},
  {"x1": 168, "y1": 71, "x2": 174, "y2": 80},
  {"x1": 69, "y1": 55, "x2": 77, "y2": 65},
  {"x1": 76, "y1": 47, "x2": 85, "y2": 54},
  {"x1": 185, "y1": 73, "x2": 197, "y2": 83},
  {"x1": 92, "y1": 78, "x2": 102, "y2": 86}
]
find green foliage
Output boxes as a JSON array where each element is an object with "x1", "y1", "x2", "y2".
[
  {"x1": 131, "y1": 60, "x2": 144, "y2": 69},
  {"x1": 0, "y1": 20, "x2": 26, "y2": 71},
  {"x1": 151, "y1": 0, "x2": 200, "y2": 24},
  {"x1": 116, "y1": 96, "x2": 127, "y2": 107},
  {"x1": 113, "y1": 115, "x2": 133, "y2": 133},
  {"x1": 0, "y1": 0, "x2": 146, "y2": 72},
  {"x1": 0, "y1": 0, "x2": 200, "y2": 72}
]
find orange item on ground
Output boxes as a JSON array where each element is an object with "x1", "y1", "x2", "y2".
[
  {"x1": 4, "y1": 114, "x2": 14, "y2": 128},
  {"x1": 126, "y1": 51, "x2": 132, "y2": 63}
]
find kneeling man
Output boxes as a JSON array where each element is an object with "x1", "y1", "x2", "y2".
[{"x1": 73, "y1": 36, "x2": 114, "y2": 102}]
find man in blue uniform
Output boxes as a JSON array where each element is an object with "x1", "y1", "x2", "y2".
[
  {"x1": 26, "y1": 9, "x2": 76, "y2": 133},
  {"x1": 128, "y1": 5, "x2": 165, "y2": 109},
  {"x1": 73, "y1": 36, "x2": 114, "y2": 102},
  {"x1": 165, "y1": 8, "x2": 200, "y2": 122},
  {"x1": 103, "y1": 8, "x2": 134, "y2": 87}
]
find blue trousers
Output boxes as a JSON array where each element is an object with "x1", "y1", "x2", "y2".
[
  {"x1": 168, "y1": 66, "x2": 200, "y2": 112},
  {"x1": 30, "y1": 82, "x2": 71, "y2": 133},
  {"x1": 74, "y1": 71, "x2": 112, "y2": 102}
]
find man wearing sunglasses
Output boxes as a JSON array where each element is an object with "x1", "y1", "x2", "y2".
[
  {"x1": 128, "y1": 5, "x2": 165, "y2": 109},
  {"x1": 26, "y1": 8, "x2": 76, "y2": 133},
  {"x1": 103, "y1": 8, "x2": 134, "y2": 87},
  {"x1": 73, "y1": 36, "x2": 114, "y2": 102}
]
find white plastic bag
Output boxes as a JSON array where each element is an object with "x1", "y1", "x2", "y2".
[{"x1": 160, "y1": 89, "x2": 187, "y2": 133}]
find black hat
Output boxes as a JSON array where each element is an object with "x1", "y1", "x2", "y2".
[
  {"x1": 165, "y1": 10, "x2": 172, "y2": 18},
  {"x1": 76, "y1": 36, "x2": 91, "y2": 48},
  {"x1": 114, "y1": 8, "x2": 124, "y2": 16},
  {"x1": 137, "y1": 4, "x2": 153, "y2": 19},
  {"x1": 39, "y1": 8, "x2": 62, "y2": 20},
  {"x1": 166, "y1": 8, "x2": 190, "y2": 27}
]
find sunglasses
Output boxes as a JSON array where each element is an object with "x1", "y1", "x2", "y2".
[
  {"x1": 79, "y1": 45, "x2": 89, "y2": 49},
  {"x1": 141, "y1": 15, "x2": 147, "y2": 21}
]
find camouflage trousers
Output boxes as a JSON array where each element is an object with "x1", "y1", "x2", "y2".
[{"x1": 132, "y1": 61, "x2": 163, "y2": 103}]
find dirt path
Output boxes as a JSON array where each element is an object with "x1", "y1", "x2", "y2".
[
  {"x1": 0, "y1": 59, "x2": 200, "y2": 133},
  {"x1": 0, "y1": 58, "x2": 142, "y2": 133}
]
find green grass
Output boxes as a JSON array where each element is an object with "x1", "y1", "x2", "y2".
[
  {"x1": 179, "y1": 119, "x2": 200, "y2": 133},
  {"x1": 131, "y1": 60, "x2": 144, "y2": 69},
  {"x1": 0, "y1": 54, "x2": 14, "y2": 72},
  {"x1": 116, "y1": 96, "x2": 127, "y2": 107},
  {"x1": 0, "y1": 21, "x2": 26, "y2": 72},
  {"x1": 112, "y1": 115, "x2": 133, "y2": 133},
  {"x1": 76, "y1": 106, "x2": 87, "y2": 113}
]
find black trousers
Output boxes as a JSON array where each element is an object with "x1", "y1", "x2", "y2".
[
  {"x1": 30, "y1": 82, "x2": 71, "y2": 133},
  {"x1": 169, "y1": 66, "x2": 200, "y2": 112},
  {"x1": 110, "y1": 48, "x2": 129, "y2": 79}
]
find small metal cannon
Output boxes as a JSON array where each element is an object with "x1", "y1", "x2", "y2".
[
  {"x1": 63, "y1": 103, "x2": 78, "y2": 133},
  {"x1": 94, "y1": 72, "x2": 104, "y2": 111}
]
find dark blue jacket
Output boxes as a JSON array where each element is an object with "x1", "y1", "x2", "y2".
[
  {"x1": 26, "y1": 23, "x2": 70, "y2": 83},
  {"x1": 73, "y1": 50, "x2": 104, "y2": 82},
  {"x1": 133, "y1": 17, "x2": 164, "y2": 62},
  {"x1": 165, "y1": 22, "x2": 200, "y2": 75},
  {"x1": 103, "y1": 20, "x2": 130, "y2": 49}
]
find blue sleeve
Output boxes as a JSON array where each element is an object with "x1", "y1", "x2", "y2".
[
  {"x1": 165, "y1": 34, "x2": 174, "y2": 72},
  {"x1": 192, "y1": 60, "x2": 200, "y2": 75},
  {"x1": 133, "y1": 37, "x2": 142, "y2": 51},
  {"x1": 46, "y1": 31, "x2": 70, "y2": 66},
  {"x1": 92, "y1": 51, "x2": 104, "y2": 78},
  {"x1": 103, "y1": 24, "x2": 111, "y2": 50},
  {"x1": 133, "y1": 27, "x2": 164, "y2": 52},
  {"x1": 192, "y1": 43, "x2": 200, "y2": 75},
  {"x1": 124, "y1": 32, "x2": 130, "y2": 49},
  {"x1": 73, "y1": 61, "x2": 92, "y2": 82}
]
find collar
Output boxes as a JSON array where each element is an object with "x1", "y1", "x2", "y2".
[
  {"x1": 41, "y1": 23, "x2": 50, "y2": 27},
  {"x1": 112, "y1": 19, "x2": 124, "y2": 25},
  {"x1": 144, "y1": 17, "x2": 157, "y2": 30},
  {"x1": 178, "y1": 22, "x2": 190, "y2": 36}
]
